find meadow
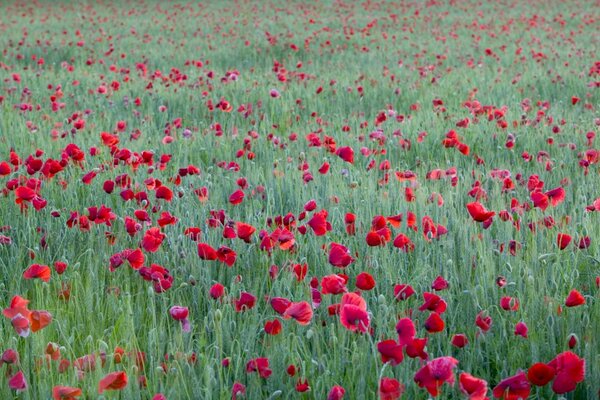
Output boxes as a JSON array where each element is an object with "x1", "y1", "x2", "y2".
[{"x1": 0, "y1": 0, "x2": 598, "y2": 398}]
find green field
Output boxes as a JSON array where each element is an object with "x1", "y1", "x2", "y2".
[{"x1": 0, "y1": 0, "x2": 598, "y2": 398}]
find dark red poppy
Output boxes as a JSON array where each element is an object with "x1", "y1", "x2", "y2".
[
  {"x1": 565, "y1": 289, "x2": 585, "y2": 307},
  {"x1": 264, "y1": 319, "x2": 282, "y2": 335},
  {"x1": 377, "y1": 339, "x2": 403, "y2": 366},
  {"x1": 355, "y1": 272, "x2": 375, "y2": 290},
  {"x1": 459, "y1": 372, "x2": 488, "y2": 400},
  {"x1": 527, "y1": 363, "x2": 555, "y2": 386},
  {"x1": 557, "y1": 233, "x2": 572, "y2": 250},
  {"x1": 547, "y1": 351, "x2": 585, "y2": 394},
  {"x1": 424, "y1": 312, "x2": 445, "y2": 333},
  {"x1": 246, "y1": 357, "x2": 272, "y2": 378},
  {"x1": 378, "y1": 377, "x2": 404, "y2": 400},
  {"x1": 414, "y1": 356, "x2": 458, "y2": 396},
  {"x1": 467, "y1": 202, "x2": 496, "y2": 222},
  {"x1": 394, "y1": 284, "x2": 415, "y2": 301},
  {"x1": 492, "y1": 371, "x2": 530, "y2": 400},
  {"x1": 197, "y1": 243, "x2": 218, "y2": 260},
  {"x1": 328, "y1": 242, "x2": 355, "y2": 267}
]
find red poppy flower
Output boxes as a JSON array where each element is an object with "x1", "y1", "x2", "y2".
[
  {"x1": 431, "y1": 276, "x2": 448, "y2": 291},
  {"x1": 270, "y1": 297, "x2": 292, "y2": 315},
  {"x1": 547, "y1": 351, "x2": 585, "y2": 394},
  {"x1": 527, "y1": 363, "x2": 555, "y2": 386},
  {"x1": 52, "y1": 385, "x2": 82, "y2": 400},
  {"x1": 30, "y1": 310, "x2": 52, "y2": 332},
  {"x1": 557, "y1": 233, "x2": 572, "y2": 250},
  {"x1": 405, "y1": 337, "x2": 428, "y2": 360},
  {"x1": 246, "y1": 357, "x2": 272, "y2": 378},
  {"x1": 235, "y1": 292, "x2": 256, "y2": 312},
  {"x1": 475, "y1": 311, "x2": 492, "y2": 332},
  {"x1": 142, "y1": 227, "x2": 165, "y2": 253},
  {"x1": 492, "y1": 371, "x2": 530, "y2": 400},
  {"x1": 424, "y1": 312, "x2": 445, "y2": 333},
  {"x1": 377, "y1": 339, "x2": 404, "y2": 366},
  {"x1": 23, "y1": 264, "x2": 51, "y2": 282},
  {"x1": 467, "y1": 202, "x2": 496, "y2": 222},
  {"x1": 327, "y1": 385, "x2": 345, "y2": 400},
  {"x1": 355, "y1": 272, "x2": 375, "y2": 290},
  {"x1": 328, "y1": 242, "x2": 355, "y2": 267},
  {"x1": 419, "y1": 292, "x2": 447, "y2": 313},
  {"x1": 395, "y1": 317, "x2": 416, "y2": 346},
  {"x1": 514, "y1": 321, "x2": 528, "y2": 338},
  {"x1": 393, "y1": 233, "x2": 415, "y2": 252},
  {"x1": 308, "y1": 210, "x2": 330, "y2": 236},
  {"x1": 379, "y1": 377, "x2": 404, "y2": 400},
  {"x1": 336, "y1": 146, "x2": 354, "y2": 163},
  {"x1": 8, "y1": 370, "x2": 27, "y2": 392},
  {"x1": 530, "y1": 191, "x2": 549, "y2": 211},
  {"x1": 264, "y1": 319, "x2": 282, "y2": 335},
  {"x1": 394, "y1": 284, "x2": 415, "y2": 301},
  {"x1": 451, "y1": 333, "x2": 468, "y2": 348},
  {"x1": 232, "y1": 382, "x2": 246, "y2": 400},
  {"x1": 216, "y1": 246, "x2": 237, "y2": 266},
  {"x1": 545, "y1": 187, "x2": 566, "y2": 207},
  {"x1": 197, "y1": 243, "x2": 218, "y2": 260},
  {"x1": 236, "y1": 222, "x2": 256, "y2": 242},
  {"x1": 209, "y1": 283, "x2": 225, "y2": 299},
  {"x1": 565, "y1": 289, "x2": 585, "y2": 307},
  {"x1": 283, "y1": 301, "x2": 313, "y2": 325},
  {"x1": 229, "y1": 189, "x2": 245, "y2": 205},
  {"x1": 459, "y1": 372, "x2": 488, "y2": 400},
  {"x1": 98, "y1": 371, "x2": 128, "y2": 394},
  {"x1": 500, "y1": 296, "x2": 519, "y2": 311},
  {"x1": 321, "y1": 274, "x2": 348, "y2": 295},
  {"x1": 339, "y1": 292, "x2": 370, "y2": 333},
  {"x1": 414, "y1": 356, "x2": 459, "y2": 396},
  {"x1": 155, "y1": 185, "x2": 173, "y2": 202}
]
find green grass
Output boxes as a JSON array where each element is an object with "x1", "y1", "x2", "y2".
[{"x1": 0, "y1": 0, "x2": 598, "y2": 398}]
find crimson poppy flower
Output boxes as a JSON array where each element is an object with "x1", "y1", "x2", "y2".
[
  {"x1": 459, "y1": 372, "x2": 488, "y2": 400},
  {"x1": 396, "y1": 318, "x2": 416, "y2": 346},
  {"x1": 565, "y1": 289, "x2": 585, "y2": 307},
  {"x1": 170, "y1": 306, "x2": 191, "y2": 332},
  {"x1": 394, "y1": 284, "x2": 415, "y2": 301},
  {"x1": 424, "y1": 312, "x2": 445, "y2": 333},
  {"x1": 216, "y1": 246, "x2": 237, "y2": 266},
  {"x1": 236, "y1": 222, "x2": 256, "y2": 242},
  {"x1": 229, "y1": 189, "x2": 244, "y2": 205},
  {"x1": 296, "y1": 378, "x2": 310, "y2": 392},
  {"x1": 23, "y1": 264, "x2": 51, "y2": 282},
  {"x1": 336, "y1": 146, "x2": 354, "y2": 163},
  {"x1": 98, "y1": 371, "x2": 128, "y2": 394},
  {"x1": 451, "y1": 333, "x2": 468, "y2": 348},
  {"x1": 0, "y1": 348, "x2": 18, "y2": 366},
  {"x1": 264, "y1": 319, "x2": 282, "y2": 335},
  {"x1": 270, "y1": 297, "x2": 292, "y2": 314},
  {"x1": 492, "y1": 371, "x2": 530, "y2": 399},
  {"x1": 232, "y1": 382, "x2": 246, "y2": 400},
  {"x1": 392, "y1": 233, "x2": 414, "y2": 252},
  {"x1": 431, "y1": 276, "x2": 448, "y2": 291},
  {"x1": 322, "y1": 274, "x2": 348, "y2": 295},
  {"x1": 327, "y1": 385, "x2": 345, "y2": 400},
  {"x1": 379, "y1": 377, "x2": 404, "y2": 400},
  {"x1": 142, "y1": 227, "x2": 165, "y2": 253},
  {"x1": 530, "y1": 191, "x2": 549, "y2": 211},
  {"x1": 355, "y1": 272, "x2": 375, "y2": 290},
  {"x1": 557, "y1": 233, "x2": 572, "y2": 250},
  {"x1": 209, "y1": 283, "x2": 225, "y2": 299},
  {"x1": 283, "y1": 301, "x2": 313, "y2": 325},
  {"x1": 155, "y1": 185, "x2": 173, "y2": 202},
  {"x1": 467, "y1": 202, "x2": 496, "y2": 222},
  {"x1": 514, "y1": 322, "x2": 528, "y2": 338},
  {"x1": 527, "y1": 363, "x2": 555, "y2": 386},
  {"x1": 545, "y1": 187, "x2": 566, "y2": 207},
  {"x1": 475, "y1": 311, "x2": 492, "y2": 332},
  {"x1": 547, "y1": 351, "x2": 585, "y2": 394},
  {"x1": 8, "y1": 370, "x2": 27, "y2": 392},
  {"x1": 308, "y1": 210, "x2": 330, "y2": 236},
  {"x1": 414, "y1": 356, "x2": 458, "y2": 396},
  {"x1": 246, "y1": 357, "x2": 272, "y2": 378},
  {"x1": 52, "y1": 385, "x2": 82, "y2": 400},
  {"x1": 377, "y1": 339, "x2": 403, "y2": 366},
  {"x1": 405, "y1": 337, "x2": 428, "y2": 360},
  {"x1": 339, "y1": 292, "x2": 370, "y2": 333},
  {"x1": 329, "y1": 242, "x2": 355, "y2": 267},
  {"x1": 235, "y1": 292, "x2": 256, "y2": 312},
  {"x1": 500, "y1": 296, "x2": 519, "y2": 311},
  {"x1": 419, "y1": 292, "x2": 447, "y2": 313},
  {"x1": 197, "y1": 243, "x2": 218, "y2": 260}
]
